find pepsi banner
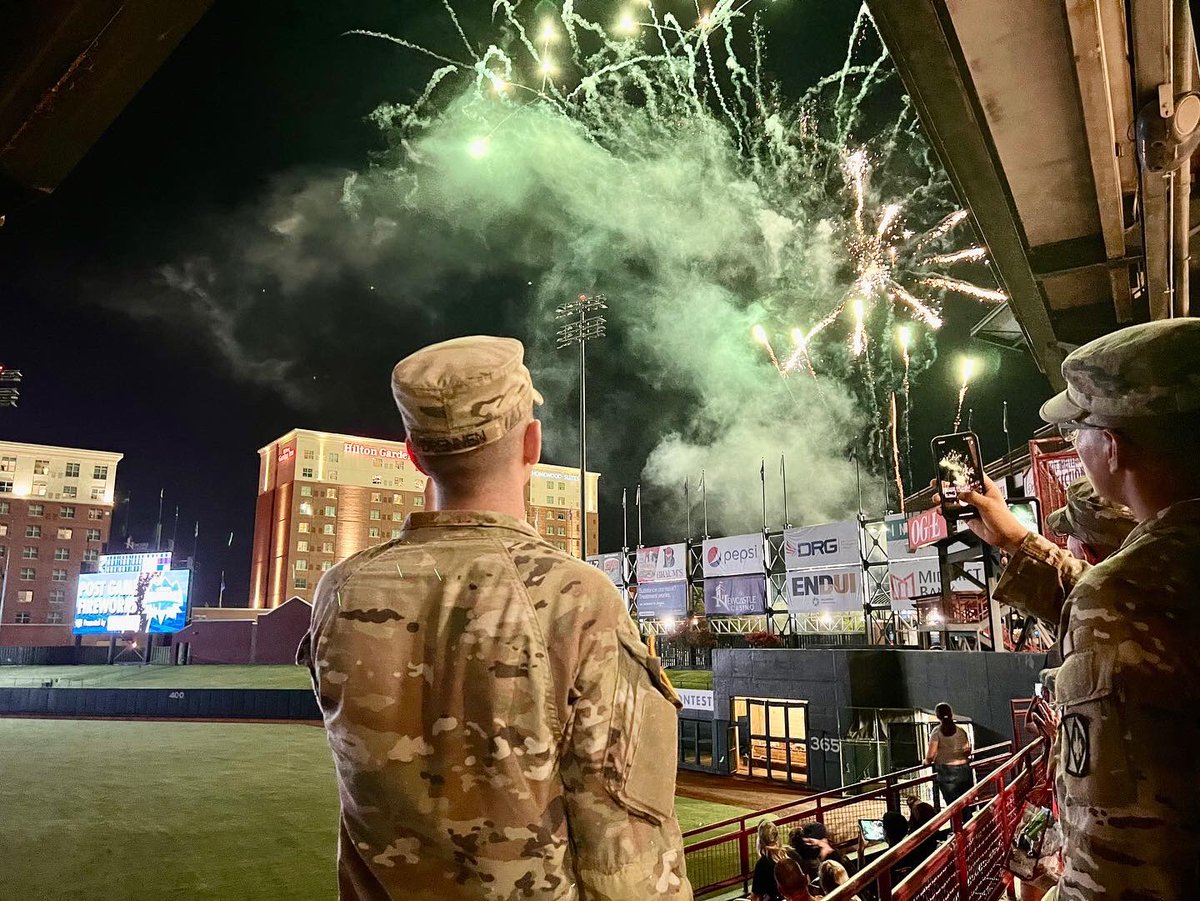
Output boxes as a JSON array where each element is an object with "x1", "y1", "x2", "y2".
[
  {"x1": 782, "y1": 520, "x2": 860, "y2": 569},
  {"x1": 785, "y1": 565, "x2": 862, "y2": 613},
  {"x1": 635, "y1": 580, "x2": 688, "y2": 619},
  {"x1": 636, "y1": 543, "x2": 687, "y2": 583},
  {"x1": 701, "y1": 534, "x2": 763, "y2": 578},
  {"x1": 704, "y1": 574, "x2": 766, "y2": 616},
  {"x1": 586, "y1": 552, "x2": 626, "y2": 586}
]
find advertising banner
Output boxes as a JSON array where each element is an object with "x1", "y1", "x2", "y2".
[
  {"x1": 907, "y1": 507, "x2": 949, "y2": 552},
  {"x1": 636, "y1": 543, "x2": 687, "y2": 583},
  {"x1": 785, "y1": 564, "x2": 862, "y2": 613},
  {"x1": 635, "y1": 581, "x2": 688, "y2": 619},
  {"x1": 586, "y1": 552, "x2": 626, "y2": 586},
  {"x1": 885, "y1": 513, "x2": 915, "y2": 560},
  {"x1": 888, "y1": 558, "x2": 987, "y2": 611},
  {"x1": 701, "y1": 534, "x2": 764, "y2": 577},
  {"x1": 782, "y1": 520, "x2": 860, "y2": 569},
  {"x1": 678, "y1": 689, "x2": 715, "y2": 713},
  {"x1": 73, "y1": 569, "x2": 191, "y2": 635},
  {"x1": 704, "y1": 574, "x2": 766, "y2": 615}
]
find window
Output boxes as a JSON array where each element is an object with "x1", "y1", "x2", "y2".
[
  {"x1": 321, "y1": 542, "x2": 333, "y2": 554},
  {"x1": 0, "y1": 456, "x2": 14, "y2": 473},
  {"x1": 299, "y1": 502, "x2": 313, "y2": 517},
  {"x1": 546, "y1": 495, "x2": 555, "y2": 504},
  {"x1": 322, "y1": 524, "x2": 335, "y2": 536},
  {"x1": 371, "y1": 475, "x2": 383, "y2": 486},
  {"x1": 49, "y1": 589, "x2": 65, "y2": 604},
  {"x1": 325, "y1": 488, "x2": 337, "y2": 499},
  {"x1": 52, "y1": 569, "x2": 67, "y2": 582},
  {"x1": 60, "y1": 505, "x2": 76, "y2": 519},
  {"x1": 391, "y1": 529, "x2": 402, "y2": 539},
  {"x1": 61, "y1": 486, "x2": 77, "y2": 498},
  {"x1": 297, "y1": 522, "x2": 310, "y2": 534},
  {"x1": 47, "y1": 611, "x2": 64, "y2": 625},
  {"x1": 19, "y1": 568, "x2": 35, "y2": 581},
  {"x1": 558, "y1": 497, "x2": 566, "y2": 506},
  {"x1": 34, "y1": 459, "x2": 50, "y2": 476},
  {"x1": 0, "y1": 482, "x2": 11, "y2": 494},
  {"x1": 0, "y1": 501, "x2": 8, "y2": 514},
  {"x1": 294, "y1": 576, "x2": 308, "y2": 590},
  {"x1": 320, "y1": 561, "x2": 332, "y2": 572},
  {"x1": 388, "y1": 512, "x2": 401, "y2": 522},
  {"x1": 368, "y1": 527, "x2": 381, "y2": 539},
  {"x1": 327, "y1": 452, "x2": 340, "y2": 463},
  {"x1": 25, "y1": 525, "x2": 41, "y2": 538},
  {"x1": 303, "y1": 449, "x2": 315, "y2": 460},
  {"x1": 22, "y1": 547, "x2": 38, "y2": 559},
  {"x1": 300, "y1": 486, "x2": 313, "y2": 497},
  {"x1": 296, "y1": 540, "x2": 309, "y2": 552},
  {"x1": 88, "y1": 508, "x2": 103, "y2": 521},
  {"x1": 369, "y1": 510, "x2": 381, "y2": 521},
  {"x1": 556, "y1": 542, "x2": 566, "y2": 550},
  {"x1": 0, "y1": 546, "x2": 5, "y2": 558},
  {"x1": 0, "y1": 524, "x2": 5, "y2": 537},
  {"x1": 301, "y1": 467, "x2": 314, "y2": 479},
  {"x1": 92, "y1": 465, "x2": 108, "y2": 480},
  {"x1": 57, "y1": 528, "x2": 73, "y2": 540},
  {"x1": 413, "y1": 497, "x2": 424, "y2": 508},
  {"x1": 371, "y1": 493, "x2": 381, "y2": 503},
  {"x1": 323, "y1": 506, "x2": 336, "y2": 517},
  {"x1": 392, "y1": 494, "x2": 403, "y2": 505},
  {"x1": 295, "y1": 560, "x2": 308, "y2": 571},
  {"x1": 28, "y1": 504, "x2": 44, "y2": 517},
  {"x1": 328, "y1": 471, "x2": 338, "y2": 481},
  {"x1": 54, "y1": 548, "x2": 70, "y2": 561},
  {"x1": 65, "y1": 462, "x2": 81, "y2": 478},
  {"x1": 86, "y1": 529, "x2": 101, "y2": 542},
  {"x1": 83, "y1": 549, "x2": 98, "y2": 564},
  {"x1": 89, "y1": 487, "x2": 104, "y2": 500},
  {"x1": 15, "y1": 612, "x2": 30, "y2": 624}
]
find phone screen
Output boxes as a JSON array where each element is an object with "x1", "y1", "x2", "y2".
[
  {"x1": 859, "y1": 819, "x2": 886, "y2": 842},
  {"x1": 1007, "y1": 498, "x2": 1042, "y2": 535},
  {"x1": 933, "y1": 432, "x2": 984, "y2": 520}
]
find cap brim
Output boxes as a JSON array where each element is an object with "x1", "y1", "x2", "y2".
[
  {"x1": 1039, "y1": 389, "x2": 1086, "y2": 424},
  {"x1": 532, "y1": 387, "x2": 544, "y2": 406}
]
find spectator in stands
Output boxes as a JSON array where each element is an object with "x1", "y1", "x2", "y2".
[
  {"x1": 751, "y1": 818, "x2": 790, "y2": 901},
  {"x1": 773, "y1": 858, "x2": 812, "y2": 901},
  {"x1": 905, "y1": 801, "x2": 941, "y2": 868},
  {"x1": 818, "y1": 860, "x2": 860, "y2": 900},
  {"x1": 925, "y1": 703, "x2": 972, "y2": 804},
  {"x1": 793, "y1": 822, "x2": 856, "y2": 883}
]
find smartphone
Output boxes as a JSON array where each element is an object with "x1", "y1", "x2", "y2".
[
  {"x1": 1007, "y1": 497, "x2": 1042, "y2": 535},
  {"x1": 932, "y1": 432, "x2": 984, "y2": 520},
  {"x1": 859, "y1": 818, "x2": 886, "y2": 843}
]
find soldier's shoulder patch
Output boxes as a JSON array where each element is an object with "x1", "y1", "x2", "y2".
[{"x1": 1061, "y1": 712, "x2": 1090, "y2": 778}]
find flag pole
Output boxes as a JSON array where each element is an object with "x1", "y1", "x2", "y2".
[
  {"x1": 759, "y1": 459, "x2": 767, "y2": 536},
  {"x1": 780, "y1": 453, "x2": 790, "y2": 528},
  {"x1": 701, "y1": 469, "x2": 709, "y2": 539},
  {"x1": 622, "y1": 487, "x2": 629, "y2": 554},
  {"x1": 684, "y1": 477, "x2": 691, "y2": 542},
  {"x1": 636, "y1": 484, "x2": 643, "y2": 549}
]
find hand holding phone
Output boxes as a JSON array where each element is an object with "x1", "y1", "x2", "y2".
[
  {"x1": 859, "y1": 818, "x2": 886, "y2": 843},
  {"x1": 932, "y1": 432, "x2": 985, "y2": 520}
]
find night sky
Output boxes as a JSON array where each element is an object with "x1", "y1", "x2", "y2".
[{"x1": 0, "y1": 1, "x2": 1050, "y2": 607}]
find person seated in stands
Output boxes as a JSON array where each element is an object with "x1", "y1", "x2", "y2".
[
  {"x1": 856, "y1": 811, "x2": 913, "y2": 881},
  {"x1": 751, "y1": 818, "x2": 791, "y2": 901},
  {"x1": 793, "y1": 822, "x2": 856, "y2": 879},
  {"x1": 903, "y1": 801, "x2": 940, "y2": 869},
  {"x1": 818, "y1": 860, "x2": 861, "y2": 901},
  {"x1": 774, "y1": 858, "x2": 812, "y2": 901}
]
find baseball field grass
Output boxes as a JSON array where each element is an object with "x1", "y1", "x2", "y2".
[{"x1": 0, "y1": 718, "x2": 746, "y2": 900}]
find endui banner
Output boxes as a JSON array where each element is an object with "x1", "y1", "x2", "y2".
[
  {"x1": 586, "y1": 552, "x2": 625, "y2": 586},
  {"x1": 704, "y1": 574, "x2": 765, "y2": 616},
  {"x1": 785, "y1": 564, "x2": 862, "y2": 614},
  {"x1": 782, "y1": 520, "x2": 860, "y2": 569},
  {"x1": 635, "y1": 581, "x2": 688, "y2": 619},
  {"x1": 701, "y1": 533, "x2": 763, "y2": 577},
  {"x1": 636, "y1": 543, "x2": 687, "y2": 583}
]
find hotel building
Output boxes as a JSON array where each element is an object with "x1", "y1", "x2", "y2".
[
  {"x1": 250, "y1": 429, "x2": 599, "y2": 609},
  {"x1": 0, "y1": 440, "x2": 122, "y2": 646}
]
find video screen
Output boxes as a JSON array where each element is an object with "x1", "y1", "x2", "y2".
[{"x1": 73, "y1": 569, "x2": 191, "y2": 635}]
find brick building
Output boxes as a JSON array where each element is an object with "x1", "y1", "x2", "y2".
[
  {"x1": 0, "y1": 441, "x2": 122, "y2": 646},
  {"x1": 250, "y1": 429, "x2": 599, "y2": 609}
]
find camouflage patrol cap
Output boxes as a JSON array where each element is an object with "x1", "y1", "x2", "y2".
[
  {"x1": 391, "y1": 336, "x2": 543, "y2": 455},
  {"x1": 1045, "y1": 477, "x2": 1137, "y2": 551},
  {"x1": 1040, "y1": 319, "x2": 1200, "y2": 423}
]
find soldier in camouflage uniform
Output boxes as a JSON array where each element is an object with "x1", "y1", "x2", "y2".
[
  {"x1": 298, "y1": 336, "x2": 692, "y2": 901},
  {"x1": 952, "y1": 320, "x2": 1200, "y2": 899},
  {"x1": 1044, "y1": 477, "x2": 1137, "y2": 565}
]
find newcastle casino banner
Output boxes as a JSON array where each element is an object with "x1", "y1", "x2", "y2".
[
  {"x1": 636, "y1": 543, "x2": 687, "y2": 583},
  {"x1": 635, "y1": 580, "x2": 689, "y2": 619},
  {"x1": 782, "y1": 520, "x2": 861, "y2": 569},
  {"x1": 701, "y1": 533, "x2": 763, "y2": 578},
  {"x1": 785, "y1": 564, "x2": 862, "y2": 614},
  {"x1": 704, "y1": 573, "x2": 766, "y2": 616}
]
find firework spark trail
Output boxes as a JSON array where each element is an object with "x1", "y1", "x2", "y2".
[
  {"x1": 890, "y1": 391, "x2": 905, "y2": 512},
  {"x1": 924, "y1": 246, "x2": 987, "y2": 265},
  {"x1": 922, "y1": 275, "x2": 1007, "y2": 303},
  {"x1": 887, "y1": 282, "x2": 943, "y2": 328},
  {"x1": 914, "y1": 209, "x2": 969, "y2": 250},
  {"x1": 953, "y1": 383, "x2": 970, "y2": 433}
]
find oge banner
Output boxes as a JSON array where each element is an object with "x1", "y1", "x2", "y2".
[
  {"x1": 701, "y1": 534, "x2": 763, "y2": 577},
  {"x1": 636, "y1": 543, "x2": 687, "y2": 583},
  {"x1": 782, "y1": 520, "x2": 860, "y2": 569},
  {"x1": 785, "y1": 565, "x2": 862, "y2": 613},
  {"x1": 635, "y1": 581, "x2": 688, "y2": 619},
  {"x1": 704, "y1": 574, "x2": 765, "y2": 616},
  {"x1": 586, "y1": 552, "x2": 626, "y2": 586}
]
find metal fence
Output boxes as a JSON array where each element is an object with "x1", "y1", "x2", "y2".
[{"x1": 683, "y1": 741, "x2": 1014, "y2": 897}]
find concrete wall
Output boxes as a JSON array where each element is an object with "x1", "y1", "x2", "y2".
[{"x1": 712, "y1": 649, "x2": 1046, "y2": 789}]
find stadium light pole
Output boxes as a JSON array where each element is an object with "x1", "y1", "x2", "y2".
[{"x1": 555, "y1": 293, "x2": 607, "y2": 560}]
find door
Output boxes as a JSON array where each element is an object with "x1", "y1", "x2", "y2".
[{"x1": 732, "y1": 697, "x2": 808, "y2": 784}]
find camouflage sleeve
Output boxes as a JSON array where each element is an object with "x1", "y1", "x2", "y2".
[
  {"x1": 1053, "y1": 575, "x2": 1200, "y2": 899},
  {"x1": 993, "y1": 532, "x2": 1089, "y2": 625},
  {"x1": 559, "y1": 607, "x2": 693, "y2": 900}
]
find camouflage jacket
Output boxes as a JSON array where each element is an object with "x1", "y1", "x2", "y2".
[
  {"x1": 995, "y1": 499, "x2": 1200, "y2": 899},
  {"x1": 297, "y1": 510, "x2": 692, "y2": 901}
]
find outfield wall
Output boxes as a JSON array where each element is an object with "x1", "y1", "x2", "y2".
[{"x1": 0, "y1": 687, "x2": 320, "y2": 721}]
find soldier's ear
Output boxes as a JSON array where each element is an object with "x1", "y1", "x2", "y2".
[
  {"x1": 406, "y1": 439, "x2": 429, "y2": 476},
  {"x1": 1102, "y1": 428, "x2": 1125, "y2": 474},
  {"x1": 523, "y1": 419, "x2": 542, "y2": 468}
]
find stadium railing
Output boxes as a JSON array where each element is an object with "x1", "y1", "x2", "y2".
[
  {"x1": 825, "y1": 738, "x2": 1048, "y2": 901},
  {"x1": 683, "y1": 741, "x2": 1014, "y2": 898}
]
